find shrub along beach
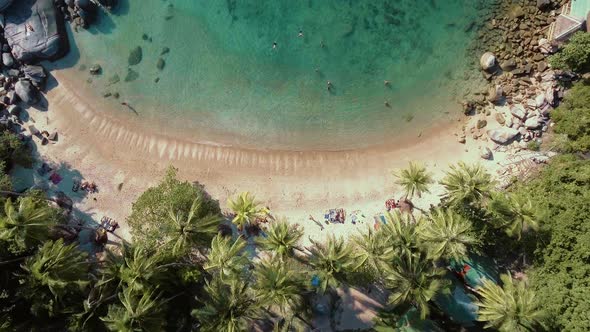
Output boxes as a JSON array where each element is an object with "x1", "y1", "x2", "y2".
[{"x1": 1, "y1": 0, "x2": 590, "y2": 331}]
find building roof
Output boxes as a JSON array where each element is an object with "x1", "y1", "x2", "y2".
[{"x1": 548, "y1": 14, "x2": 584, "y2": 41}]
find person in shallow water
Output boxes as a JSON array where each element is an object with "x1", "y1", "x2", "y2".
[
  {"x1": 272, "y1": 41, "x2": 277, "y2": 49},
  {"x1": 298, "y1": 30, "x2": 304, "y2": 37},
  {"x1": 327, "y1": 81, "x2": 333, "y2": 91}
]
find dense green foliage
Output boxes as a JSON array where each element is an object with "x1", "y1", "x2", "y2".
[
  {"x1": 548, "y1": 32, "x2": 590, "y2": 73},
  {"x1": 394, "y1": 162, "x2": 434, "y2": 199},
  {"x1": 552, "y1": 82, "x2": 590, "y2": 152},
  {"x1": 512, "y1": 155, "x2": 590, "y2": 331},
  {"x1": 127, "y1": 167, "x2": 222, "y2": 248}
]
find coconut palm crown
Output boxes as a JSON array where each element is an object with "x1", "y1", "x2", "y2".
[
  {"x1": 475, "y1": 273, "x2": 546, "y2": 332},
  {"x1": 0, "y1": 197, "x2": 56, "y2": 253},
  {"x1": 394, "y1": 162, "x2": 434, "y2": 199},
  {"x1": 488, "y1": 193, "x2": 540, "y2": 240},
  {"x1": 419, "y1": 208, "x2": 478, "y2": 261},
  {"x1": 227, "y1": 192, "x2": 268, "y2": 230},
  {"x1": 255, "y1": 218, "x2": 303, "y2": 258},
  {"x1": 166, "y1": 197, "x2": 221, "y2": 255},
  {"x1": 440, "y1": 162, "x2": 494, "y2": 207}
]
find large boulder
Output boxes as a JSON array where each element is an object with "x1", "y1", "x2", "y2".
[
  {"x1": 4, "y1": 0, "x2": 68, "y2": 63},
  {"x1": 537, "y1": 0, "x2": 551, "y2": 10},
  {"x1": 0, "y1": 0, "x2": 13, "y2": 12},
  {"x1": 480, "y1": 52, "x2": 497, "y2": 72},
  {"x1": 525, "y1": 116, "x2": 541, "y2": 129},
  {"x1": 14, "y1": 80, "x2": 39, "y2": 105},
  {"x1": 487, "y1": 127, "x2": 519, "y2": 144},
  {"x1": 23, "y1": 65, "x2": 47, "y2": 89},
  {"x1": 510, "y1": 105, "x2": 527, "y2": 119}
]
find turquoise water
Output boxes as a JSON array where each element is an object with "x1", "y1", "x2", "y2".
[{"x1": 70, "y1": 0, "x2": 491, "y2": 150}]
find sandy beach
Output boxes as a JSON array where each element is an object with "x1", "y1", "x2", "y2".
[{"x1": 20, "y1": 65, "x2": 516, "y2": 246}]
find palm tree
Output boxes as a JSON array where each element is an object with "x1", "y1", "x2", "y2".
[
  {"x1": 119, "y1": 244, "x2": 172, "y2": 293},
  {"x1": 204, "y1": 234, "x2": 249, "y2": 281},
  {"x1": 440, "y1": 162, "x2": 494, "y2": 207},
  {"x1": 475, "y1": 274, "x2": 546, "y2": 332},
  {"x1": 192, "y1": 277, "x2": 260, "y2": 332},
  {"x1": 418, "y1": 208, "x2": 478, "y2": 261},
  {"x1": 21, "y1": 239, "x2": 90, "y2": 301},
  {"x1": 166, "y1": 197, "x2": 221, "y2": 255},
  {"x1": 381, "y1": 210, "x2": 421, "y2": 259},
  {"x1": 384, "y1": 252, "x2": 448, "y2": 319},
  {"x1": 352, "y1": 225, "x2": 394, "y2": 278},
  {"x1": 255, "y1": 218, "x2": 303, "y2": 259},
  {"x1": 252, "y1": 255, "x2": 305, "y2": 314},
  {"x1": 227, "y1": 192, "x2": 267, "y2": 231},
  {"x1": 306, "y1": 235, "x2": 356, "y2": 294},
  {"x1": 394, "y1": 162, "x2": 434, "y2": 199},
  {"x1": 488, "y1": 193, "x2": 539, "y2": 240},
  {"x1": 0, "y1": 197, "x2": 56, "y2": 252},
  {"x1": 101, "y1": 286, "x2": 165, "y2": 332}
]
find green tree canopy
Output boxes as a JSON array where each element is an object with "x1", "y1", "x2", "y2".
[
  {"x1": 126, "y1": 167, "x2": 221, "y2": 248},
  {"x1": 548, "y1": 32, "x2": 590, "y2": 73},
  {"x1": 255, "y1": 218, "x2": 303, "y2": 259},
  {"x1": 552, "y1": 82, "x2": 590, "y2": 153},
  {"x1": 440, "y1": 162, "x2": 494, "y2": 208}
]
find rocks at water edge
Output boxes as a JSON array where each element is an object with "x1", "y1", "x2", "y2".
[
  {"x1": 4, "y1": 0, "x2": 69, "y2": 63},
  {"x1": 480, "y1": 52, "x2": 497, "y2": 72},
  {"x1": 15, "y1": 80, "x2": 40, "y2": 105},
  {"x1": 23, "y1": 65, "x2": 48, "y2": 89},
  {"x1": 487, "y1": 127, "x2": 519, "y2": 144},
  {"x1": 510, "y1": 105, "x2": 527, "y2": 119},
  {"x1": 2, "y1": 53, "x2": 14, "y2": 67},
  {"x1": 480, "y1": 147, "x2": 493, "y2": 160},
  {"x1": 128, "y1": 46, "x2": 143, "y2": 66},
  {"x1": 156, "y1": 58, "x2": 166, "y2": 70}
]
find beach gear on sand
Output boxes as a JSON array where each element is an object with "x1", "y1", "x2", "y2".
[{"x1": 100, "y1": 216, "x2": 119, "y2": 232}]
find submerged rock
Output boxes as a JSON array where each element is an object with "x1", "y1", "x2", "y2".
[
  {"x1": 89, "y1": 64, "x2": 102, "y2": 75},
  {"x1": 128, "y1": 46, "x2": 143, "y2": 66},
  {"x1": 487, "y1": 127, "x2": 519, "y2": 144},
  {"x1": 0, "y1": 0, "x2": 13, "y2": 11},
  {"x1": 4, "y1": 0, "x2": 68, "y2": 63},
  {"x1": 156, "y1": 58, "x2": 165, "y2": 70},
  {"x1": 124, "y1": 68, "x2": 139, "y2": 82}
]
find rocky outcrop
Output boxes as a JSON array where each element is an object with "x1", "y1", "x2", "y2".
[
  {"x1": 23, "y1": 65, "x2": 48, "y2": 89},
  {"x1": 480, "y1": 52, "x2": 497, "y2": 72},
  {"x1": 0, "y1": 0, "x2": 13, "y2": 12},
  {"x1": 4, "y1": 0, "x2": 68, "y2": 63},
  {"x1": 14, "y1": 80, "x2": 39, "y2": 105},
  {"x1": 487, "y1": 127, "x2": 519, "y2": 144}
]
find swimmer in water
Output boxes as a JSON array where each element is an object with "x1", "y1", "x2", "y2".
[
  {"x1": 384, "y1": 80, "x2": 391, "y2": 86},
  {"x1": 272, "y1": 41, "x2": 277, "y2": 49},
  {"x1": 320, "y1": 40, "x2": 325, "y2": 48},
  {"x1": 298, "y1": 30, "x2": 304, "y2": 37},
  {"x1": 327, "y1": 81, "x2": 333, "y2": 91}
]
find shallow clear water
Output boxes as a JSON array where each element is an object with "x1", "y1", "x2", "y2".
[{"x1": 70, "y1": 0, "x2": 491, "y2": 150}]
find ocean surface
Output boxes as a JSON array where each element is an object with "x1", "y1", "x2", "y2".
[{"x1": 68, "y1": 0, "x2": 493, "y2": 150}]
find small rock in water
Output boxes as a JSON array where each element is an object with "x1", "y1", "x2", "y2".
[
  {"x1": 124, "y1": 68, "x2": 139, "y2": 82},
  {"x1": 113, "y1": 92, "x2": 120, "y2": 99},
  {"x1": 89, "y1": 64, "x2": 102, "y2": 75},
  {"x1": 142, "y1": 33, "x2": 149, "y2": 41},
  {"x1": 156, "y1": 58, "x2": 165, "y2": 70},
  {"x1": 128, "y1": 46, "x2": 143, "y2": 66},
  {"x1": 160, "y1": 47, "x2": 170, "y2": 56},
  {"x1": 108, "y1": 74, "x2": 120, "y2": 85},
  {"x1": 154, "y1": 77, "x2": 160, "y2": 83}
]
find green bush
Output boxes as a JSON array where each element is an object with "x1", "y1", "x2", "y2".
[
  {"x1": 126, "y1": 167, "x2": 221, "y2": 247},
  {"x1": 0, "y1": 131, "x2": 33, "y2": 170},
  {"x1": 552, "y1": 82, "x2": 590, "y2": 152},
  {"x1": 514, "y1": 155, "x2": 590, "y2": 331},
  {"x1": 548, "y1": 32, "x2": 590, "y2": 73}
]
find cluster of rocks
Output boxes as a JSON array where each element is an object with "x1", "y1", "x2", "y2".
[
  {"x1": 56, "y1": 0, "x2": 118, "y2": 30},
  {"x1": 455, "y1": 0, "x2": 585, "y2": 159}
]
